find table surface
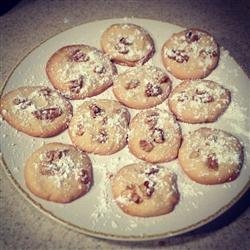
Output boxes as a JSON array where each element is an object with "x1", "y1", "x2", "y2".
[{"x1": 0, "y1": 0, "x2": 249, "y2": 249}]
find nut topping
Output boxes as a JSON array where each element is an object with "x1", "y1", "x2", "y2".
[
  {"x1": 32, "y1": 107, "x2": 62, "y2": 121},
  {"x1": 144, "y1": 112, "x2": 159, "y2": 129},
  {"x1": 79, "y1": 169, "x2": 90, "y2": 184},
  {"x1": 39, "y1": 87, "x2": 52, "y2": 98},
  {"x1": 139, "y1": 140, "x2": 154, "y2": 152},
  {"x1": 13, "y1": 97, "x2": 32, "y2": 109},
  {"x1": 145, "y1": 167, "x2": 159, "y2": 175},
  {"x1": 194, "y1": 89, "x2": 214, "y2": 103},
  {"x1": 96, "y1": 129, "x2": 108, "y2": 143},
  {"x1": 177, "y1": 92, "x2": 189, "y2": 102},
  {"x1": 207, "y1": 153, "x2": 219, "y2": 170},
  {"x1": 89, "y1": 104, "x2": 104, "y2": 118},
  {"x1": 185, "y1": 30, "x2": 200, "y2": 43},
  {"x1": 119, "y1": 37, "x2": 133, "y2": 45},
  {"x1": 139, "y1": 180, "x2": 155, "y2": 197},
  {"x1": 125, "y1": 79, "x2": 140, "y2": 89},
  {"x1": 94, "y1": 65, "x2": 106, "y2": 74},
  {"x1": 145, "y1": 83, "x2": 162, "y2": 97},
  {"x1": 168, "y1": 49, "x2": 189, "y2": 63},
  {"x1": 114, "y1": 43, "x2": 129, "y2": 54},
  {"x1": 152, "y1": 128, "x2": 165, "y2": 143},
  {"x1": 76, "y1": 124, "x2": 85, "y2": 136},
  {"x1": 70, "y1": 49, "x2": 89, "y2": 62},
  {"x1": 69, "y1": 75, "x2": 84, "y2": 93},
  {"x1": 131, "y1": 192, "x2": 143, "y2": 204},
  {"x1": 199, "y1": 49, "x2": 218, "y2": 59}
]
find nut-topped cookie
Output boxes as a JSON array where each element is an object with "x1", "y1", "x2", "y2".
[
  {"x1": 46, "y1": 44, "x2": 116, "y2": 99},
  {"x1": 178, "y1": 128, "x2": 244, "y2": 185},
  {"x1": 161, "y1": 28, "x2": 219, "y2": 79},
  {"x1": 24, "y1": 143, "x2": 93, "y2": 203},
  {"x1": 128, "y1": 108, "x2": 182, "y2": 163},
  {"x1": 111, "y1": 163, "x2": 179, "y2": 217},
  {"x1": 100, "y1": 23, "x2": 155, "y2": 66},
  {"x1": 0, "y1": 86, "x2": 72, "y2": 137},
  {"x1": 68, "y1": 99, "x2": 130, "y2": 155},
  {"x1": 113, "y1": 65, "x2": 172, "y2": 109},
  {"x1": 168, "y1": 80, "x2": 231, "y2": 123}
]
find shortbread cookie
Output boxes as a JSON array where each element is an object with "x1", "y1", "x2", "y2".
[
  {"x1": 162, "y1": 28, "x2": 219, "y2": 79},
  {"x1": 128, "y1": 109, "x2": 181, "y2": 163},
  {"x1": 101, "y1": 23, "x2": 155, "y2": 66},
  {"x1": 24, "y1": 143, "x2": 92, "y2": 203},
  {"x1": 46, "y1": 44, "x2": 116, "y2": 99},
  {"x1": 68, "y1": 99, "x2": 130, "y2": 155},
  {"x1": 178, "y1": 128, "x2": 243, "y2": 185},
  {"x1": 113, "y1": 65, "x2": 172, "y2": 109},
  {"x1": 0, "y1": 86, "x2": 72, "y2": 137},
  {"x1": 111, "y1": 163, "x2": 179, "y2": 217},
  {"x1": 168, "y1": 80, "x2": 231, "y2": 123}
]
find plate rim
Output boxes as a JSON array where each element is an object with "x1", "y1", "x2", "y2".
[{"x1": 0, "y1": 17, "x2": 250, "y2": 241}]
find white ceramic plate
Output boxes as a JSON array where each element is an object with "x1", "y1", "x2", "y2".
[{"x1": 0, "y1": 18, "x2": 249, "y2": 241}]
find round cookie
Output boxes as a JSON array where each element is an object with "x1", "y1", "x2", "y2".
[
  {"x1": 100, "y1": 23, "x2": 155, "y2": 66},
  {"x1": 68, "y1": 99, "x2": 130, "y2": 155},
  {"x1": 0, "y1": 86, "x2": 72, "y2": 137},
  {"x1": 113, "y1": 65, "x2": 172, "y2": 109},
  {"x1": 46, "y1": 44, "x2": 116, "y2": 99},
  {"x1": 161, "y1": 28, "x2": 219, "y2": 79},
  {"x1": 24, "y1": 143, "x2": 93, "y2": 203},
  {"x1": 178, "y1": 128, "x2": 244, "y2": 185},
  {"x1": 128, "y1": 108, "x2": 182, "y2": 163},
  {"x1": 168, "y1": 80, "x2": 231, "y2": 123},
  {"x1": 111, "y1": 163, "x2": 179, "y2": 217}
]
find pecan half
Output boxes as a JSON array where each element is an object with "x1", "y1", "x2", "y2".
[
  {"x1": 79, "y1": 169, "x2": 90, "y2": 184},
  {"x1": 69, "y1": 75, "x2": 84, "y2": 93},
  {"x1": 89, "y1": 104, "x2": 104, "y2": 118},
  {"x1": 152, "y1": 128, "x2": 165, "y2": 143},
  {"x1": 96, "y1": 129, "x2": 108, "y2": 143},
  {"x1": 13, "y1": 97, "x2": 32, "y2": 109},
  {"x1": 125, "y1": 79, "x2": 140, "y2": 89},
  {"x1": 168, "y1": 49, "x2": 189, "y2": 63},
  {"x1": 139, "y1": 140, "x2": 154, "y2": 152},
  {"x1": 145, "y1": 83, "x2": 162, "y2": 97},
  {"x1": 32, "y1": 107, "x2": 62, "y2": 121},
  {"x1": 207, "y1": 153, "x2": 219, "y2": 170},
  {"x1": 70, "y1": 49, "x2": 89, "y2": 62},
  {"x1": 185, "y1": 30, "x2": 200, "y2": 43},
  {"x1": 144, "y1": 112, "x2": 159, "y2": 129}
]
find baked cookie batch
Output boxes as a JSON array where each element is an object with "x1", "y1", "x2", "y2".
[{"x1": 0, "y1": 23, "x2": 244, "y2": 217}]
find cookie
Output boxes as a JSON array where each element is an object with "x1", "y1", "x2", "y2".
[
  {"x1": 168, "y1": 80, "x2": 231, "y2": 123},
  {"x1": 128, "y1": 108, "x2": 182, "y2": 163},
  {"x1": 46, "y1": 44, "x2": 116, "y2": 99},
  {"x1": 68, "y1": 99, "x2": 130, "y2": 155},
  {"x1": 100, "y1": 23, "x2": 155, "y2": 66},
  {"x1": 0, "y1": 86, "x2": 72, "y2": 137},
  {"x1": 161, "y1": 28, "x2": 219, "y2": 79},
  {"x1": 113, "y1": 65, "x2": 172, "y2": 109},
  {"x1": 24, "y1": 143, "x2": 93, "y2": 203},
  {"x1": 111, "y1": 163, "x2": 179, "y2": 217},
  {"x1": 178, "y1": 128, "x2": 244, "y2": 185}
]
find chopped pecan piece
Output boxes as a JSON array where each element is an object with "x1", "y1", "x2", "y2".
[
  {"x1": 168, "y1": 49, "x2": 189, "y2": 63},
  {"x1": 144, "y1": 112, "x2": 159, "y2": 129},
  {"x1": 199, "y1": 49, "x2": 218, "y2": 59},
  {"x1": 89, "y1": 104, "x2": 104, "y2": 118},
  {"x1": 94, "y1": 65, "x2": 106, "y2": 74},
  {"x1": 76, "y1": 124, "x2": 85, "y2": 136},
  {"x1": 207, "y1": 153, "x2": 219, "y2": 170},
  {"x1": 194, "y1": 89, "x2": 214, "y2": 103},
  {"x1": 80, "y1": 169, "x2": 90, "y2": 184},
  {"x1": 39, "y1": 87, "x2": 52, "y2": 98},
  {"x1": 13, "y1": 97, "x2": 32, "y2": 109},
  {"x1": 152, "y1": 128, "x2": 165, "y2": 143},
  {"x1": 70, "y1": 49, "x2": 89, "y2": 62},
  {"x1": 131, "y1": 192, "x2": 143, "y2": 204},
  {"x1": 114, "y1": 43, "x2": 129, "y2": 54},
  {"x1": 139, "y1": 140, "x2": 154, "y2": 152},
  {"x1": 119, "y1": 37, "x2": 133, "y2": 45},
  {"x1": 69, "y1": 75, "x2": 84, "y2": 93},
  {"x1": 177, "y1": 92, "x2": 189, "y2": 102},
  {"x1": 139, "y1": 180, "x2": 155, "y2": 197},
  {"x1": 96, "y1": 129, "x2": 108, "y2": 143},
  {"x1": 44, "y1": 149, "x2": 68, "y2": 163},
  {"x1": 125, "y1": 79, "x2": 140, "y2": 89},
  {"x1": 185, "y1": 30, "x2": 200, "y2": 43},
  {"x1": 145, "y1": 83, "x2": 162, "y2": 97},
  {"x1": 145, "y1": 167, "x2": 159, "y2": 175},
  {"x1": 32, "y1": 107, "x2": 62, "y2": 121}
]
